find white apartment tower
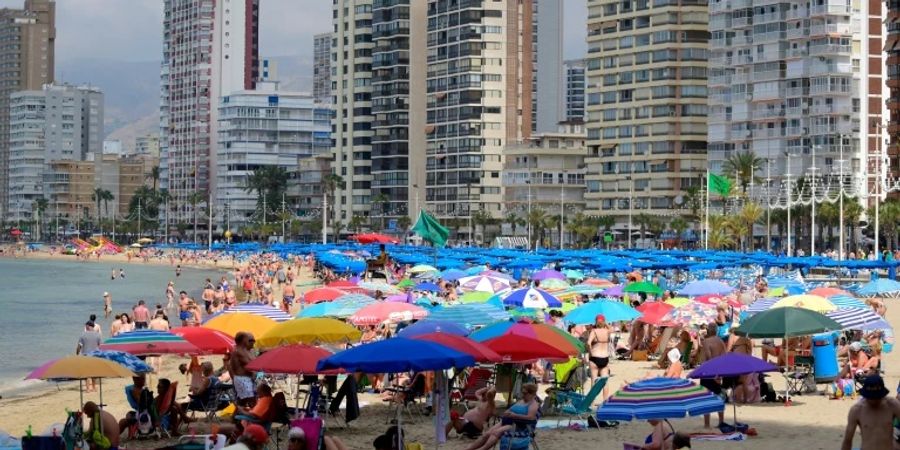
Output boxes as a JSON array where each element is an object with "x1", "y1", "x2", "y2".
[
  {"x1": 313, "y1": 32, "x2": 332, "y2": 105},
  {"x1": 707, "y1": 0, "x2": 884, "y2": 192},
  {"x1": 426, "y1": 0, "x2": 534, "y2": 228},
  {"x1": 160, "y1": 0, "x2": 259, "y2": 228}
]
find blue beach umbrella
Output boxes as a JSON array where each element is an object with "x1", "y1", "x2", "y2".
[
  {"x1": 87, "y1": 350, "x2": 153, "y2": 374},
  {"x1": 502, "y1": 288, "x2": 562, "y2": 308},
  {"x1": 596, "y1": 377, "x2": 725, "y2": 421},
  {"x1": 827, "y1": 295, "x2": 868, "y2": 310},
  {"x1": 415, "y1": 282, "x2": 441, "y2": 293},
  {"x1": 397, "y1": 319, "x2": 469, "y2": 337},
  {"x1": 857, "y1": 278, "x2": 900, "y2": 297},
  {"x1": 440, "y1": 269, "x2": 468, "y2": 281},
  {"x1": 317, "y1": 337, "x2": 475, "y2": 373},
  {"x1": 678, "y1": 280, "x2": 734, "y2": 297},
  {"x1": 565, "y1": 300, "x2": 642, "y2": 325},
  {"x1": 428, "y1": 304, "x2": 510, "y2": 329}
]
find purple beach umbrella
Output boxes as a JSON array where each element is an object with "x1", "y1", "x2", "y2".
[
  {"x1": 688, "y1": 353, "x2": 779, "y2": 423},
  {"x1": 532, "y1": 269, "x2": 566, "y2": 281},
  {"x1": 602, "y1": 284, "x2": 624, "y2": 297}
]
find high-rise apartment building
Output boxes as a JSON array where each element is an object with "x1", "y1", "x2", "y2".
[
  {"x1": 0, "y1": 0, "x2": 55, "y2": 219},
  {"x1": 313, "y1": 32, "x2": 332, "y2": 104},
  {"x1": 134, "y1": 135, "x2": 160, "y2": 158},
  {"x1": 426, "y1": 0, "x2": 533, "y2": 229},
  {"x1": 532, "y1": 0, "x2": 564, "y2": 133},
  {"x1": 707, "y1": 0, "x2": 881, "y2": 198},
  {"x1": 216, "y1": 81, "x2": 331, "y2": 230},
  {"x1": 331, "y1": 0, "x2": 374, "y2": 226},
  {"x1": 584, "y1": 0, "x2": 709, "y2": 223},
  {"x1": 564, "y1": 59, "x2": 586, "y2": 123},
  {"x1": 7, "y1": 83, "x2": 103, "y2": 222},
  {"x1": 370, "y1": 0, "x2": 426, "y2": 225},
  {"x1": 888, "y1": 0, "x2": 900, "y2": 184},
  {"x1": 160, "y1": 0, "x2": 259, "y2": 228}
]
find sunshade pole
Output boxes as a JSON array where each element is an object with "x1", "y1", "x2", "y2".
[{"x1": 79, "y1": 379, "x2": 83, "y2": 412}]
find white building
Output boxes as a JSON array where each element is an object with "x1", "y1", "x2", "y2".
[
  {"x1": 216, "y1": 81, "x2": 331, "y2": 230},
  {"x1": 532, "y1": 0, "x2": 564, "y2": 133},
  {"x1": 564, "y1": 59, "x2": 586, "y2": 123},
  {"x1": 7, "y1": 83, "x2": 103, "y2": 222},
  {"x1": 313, "y1": 33, "x2": 331, "y2": 105}
]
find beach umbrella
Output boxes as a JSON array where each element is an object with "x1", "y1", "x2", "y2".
[
  {"x1": 678, "y1": 280, "x2": 734, "y2": 297},
  {"x1": 415, "y1": 281, "x2": 441, "y2": 293},
  {"x1": 358, "y1": 281, "x2": 402, "y2": 294},
  {"x1": 86, "y1": 350, "x2": 153, "y2": 374},
  {"x1": 826, "y1": 308, "x2": 888, "y2": 330},
  {"x1": 459, "y1": 291, "x2": 493, "y2": 303},
  {"x1": 532, "y1": 269, "x2": 566, "y2": 281},
  {"x1": 635, "y1": 301, "x2": 675, "y2": 326},
  {"x1": 857, "y1": 278, "x2": 900, "y2": 297},
  {"x1": 771, "y1": 294, "x2": 836, "y2": 313},
  {"x1": 469, "y1": 320, "x2": 585, "y2": 354},
  {"x1": 100, "y1": 330, "x2": 199, "y2": 355},
  {"x1": 809, "y1": 287, "x2": 851, "y2": 297},
  {"x1": 549, "y1": 302, "x2": 578, "y2": 314},
  {"x1": 257, "y1": 318, "x2": 362, "y2": 348},
  {"x1": 583, "y1": 278, "x2": 615, "y2": 287},
  {"x1": 410, "y1": 264, "x2": 438, "y2": 274},
  {"x1": 349, "y1": 302, "x2": 428, "y2": 326},
  {"x1": 326, "y1": 280, "x2": 368, "y2": 294},
  {"x1": 27, "y1": 355, "x2": 135, "y2": 409},
  {"x1": 396, "y1": 279, "x2": 415, "y2": 289},
  {"x1": 386, "y1": 294, "x2": 410, "y2": 302},
  {"x1": 665, "y1": 297, "x2": 691, "y2": 307},
  {"x1": 246, "y1": 344, "x2": 339, "y2": 374},
  {"x1": 827, "y1": 295, "x2": 869, "y2": 310},
  {"x1": 327, "y1": 295, "x2": 379, "y2": 318},
  {"x1": 502, "y1": 287, "x2": 562, "y2": 308},
  {"x1": 412, "y1": 333, "x2": 502, "y2": 363},
  {"x1": 596, "y1": 377, "x2": 725, "y2": 421},
  {"x1": 479, "y1": 269, "x2": 516, "y2": 281},
  {"x1": 745, "y1": 297, "x2": 779, "y2": 314},
  {"x1": 539, "y1": 278, "x2": 571, "y2": 291},
  {"x1": 458, "y1": 275, "x2": 512, "y2": 294},
  {"x1": 303, "y1": 287, "x2": 348, "y2": 304},
  {"x1": 482, "y1": 335, "x2": 571, "y2": 363},
  {"x1": 203, "y1": 312, "x2": 277, "y2": 338},
  {"x1": 688, "y1": 353, "x2": 779, "y2": 423},
  {"x1": 398, "y1": 319, "x2": 469, "y2": 337},
  {"x1": 563, "y1": 269, "x2": 585, "y2": 280},
  {"x1": 601, "y1": 285, "x2": 624, "y2": 297},
  {"x1": 352, "y1": 233, "x2": 399, "y2": 244},
  {"x1": 661, "y1": 303, "x2": 719, "y2": 327},
  {"x1": 565, "y1": 300, "x2": 642, "y2": 325},
  {"x1": 624, "y1": 281, "x2": 664, "y2": 296},
  {"x1": 508, "y1": 308, "x2": 546, "y2": 322},
  {"x1": 215, "y1": 303, "x2": 293, "y2": 322},
  {"x1": 170, "y1": 327, "x2": 235, "y2": 354},
  {"x1": 734, "y1": 307, "x2": 842, "y2": 338},
  {"x1": 317, "y1": 337, "x2": 475, "y2": 373},
  {"x1": 427, "y1": 304, "x2": 510, "y2": 328},
  {"x1": 693, "y1": 294, "x2": 743, "y2": 309},
  {"x1": 440, "y1": 268, "x2": 467, "y2": 281}
]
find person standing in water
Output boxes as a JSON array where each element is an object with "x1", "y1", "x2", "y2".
[
  {"x1": 176, "y1": 265, "x2": 182, "y2": 277},
  {"x1": 103, "y1": 292, "x2": 112, "y2": 319}
]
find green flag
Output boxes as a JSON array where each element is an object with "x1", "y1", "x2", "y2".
[
  {"x1": 708, "y1": 173, "x2": 733, "y2": 197},
  {"x1": 412, "y1": 210, "x2": 450, "y2": 247}
]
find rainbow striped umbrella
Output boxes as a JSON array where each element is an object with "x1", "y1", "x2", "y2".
[
  {"x1": 661, "y1": 302, "x2": 719, "y2": 327},
  {"x1": 100, "y1": 330, "x2": 199, "y2": 355},
  {"x1": 596, "y1": 377, "x2": 725, "y2": 421},
  {"x1": 215, "y1": 303, "x2": 293, "y2": 322}
]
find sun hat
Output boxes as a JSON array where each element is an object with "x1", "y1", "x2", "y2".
[
  {"x1": 849, "y1": 342, "x2": 862, "y2": 352},
  {"x1": 859, "y1": 374, "x2": 889, "y2": 400},
  {"x1": 287, "y1": 427, "x2": 305, "y2": 441},
  {"x1": 667, "y1": 347, "x2": 682, "y2": 364}
]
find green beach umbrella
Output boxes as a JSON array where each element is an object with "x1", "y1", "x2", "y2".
[
  {"x1": 540, "y1": 278, "x2": 571, "y2": 290},
  {"x1": 734, "y1": 306, "x2": 842, "y2": 338},
  {"x1": 549, "y1": 302, "x2": 578, "y2": 314},
  {"x1": 459, "y1": 291, "x2": 493, "y2": 303},
  {"x1": 396, "y1": 279, "x2": 415, "y2": 289},
  {"x1": 624, "y1": 281, "x2": 663, "y2": 296},
  {"x1": 563, "y1": 269, "x2": 585, "y2": 280},
  {"x1": 508, "y1": 308, "x2": 545, "y2": 322}
]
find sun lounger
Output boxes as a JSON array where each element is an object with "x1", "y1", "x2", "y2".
[{"x1": 555, "y1": 377, "x2": 609, "y2": 428}]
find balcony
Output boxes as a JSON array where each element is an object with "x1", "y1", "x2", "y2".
[
  {"x1": 754, "y1": 12, "x2": 784, "y2": 23},
  {"x1": 787, "y1": 47, "x2": 808, "y2": 58},
  {"x1": 785, "y1": 86, "x2": 809, "y2": 96},
  {"x1": 732, "y1": 17, "x2": 750, "y2": 27},
  {"x1": 785, "y1": 8, "x2": 808, "y2": 20},
  {"x1": 810, "y1": 23, "x2": 851, "y2": 36},
  {"x1": 786, "y1": 27, "x2": 808, "y2": 39},
  {"x1": 752, "y1": 108, "x2": 785, "y2": 118},
  {"x1": 810, "y1": 4, "x2": 850, "y2": 15}
]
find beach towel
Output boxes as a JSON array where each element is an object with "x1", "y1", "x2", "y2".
[{"x1": 689, "y1": 432, "x2": 746, "y2": 442}]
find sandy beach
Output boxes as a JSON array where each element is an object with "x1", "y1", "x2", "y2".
[{"x1": 0, "y1": 257, "x2": 893, "y2": 449}]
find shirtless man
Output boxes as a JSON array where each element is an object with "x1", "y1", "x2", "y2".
[
  {"x1": 230, "y1": 332, "x2": 257, "y2": 407},
  {"x1": 202, "y1": 284, "x2": 215, "y2": 313},
  {"x1": 103, "y1": 292, "x2": 112, "y2": 319},
  {"x1": 586, "y1": 314, "x2": 612, "y2": 383},
  {"x1": 446, "y1": 386, "x2": 496, "y2": 438},
  {"x1": 282, "y1": 283, "x2": 296, "y2": 312},
  {"x1": 700, "y1": 322, "x2": 726, "y2": 428},
  {"x1": 178, "y1": 291, "x2": 192, "y2": 326},
  {"x1": 841, "y1": 375, "x2": 900, "y2": 450},
  {"x1": 83, "y1": 401, "x2": 119, "y2": 450}
]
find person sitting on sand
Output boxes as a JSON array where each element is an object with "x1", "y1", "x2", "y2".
[
  {"x1": 446, "y1": 386, "x2": 496, "y2": 438},
  {"x1": 664, "y1": 347, "x2": 683, "y2": 378},
  {"x1": 463, "y1": 384, "x2": 540, "y2": 450},
  {"x1": 183, "y1": 362, "x2": 218, "y2": 412},
  {"x1": 154, "y1": 378, "x2": 184, "y2": 433},
  {"x1": 223, "y1": 424, "x2": 268, "y2": 450},
  {"x1": 838, "y1": 342, "x2": 880, "y2": 381},
  {"x1": 83, "y1": 401, "x2": 119, "y2": 450},
  {"x1": 841, "y1": 375, "x2": 900, "y2": 450}
]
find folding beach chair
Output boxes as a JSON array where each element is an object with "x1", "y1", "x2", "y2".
[
  {"x1": 555, "y1": 376, "x2": 609, "y2": 428},
  {"x1": 451, "y1": 367, "x2": 494, "y2": 410},
  {"x1": 288, "y1": 417, "x2": 324, "y2": 450},
  {"x1": 496, "y1": 400, "x2": 542, "y2": 450},
  {"x1": 385, "y1": 373, "x2": 428, "y2": 421},
  {"x1": 785, "y1": 355, "x2": 814, "y2": 396},
  {"x1": 186, "y1": 382, "x2": 234, "y2": 423}
]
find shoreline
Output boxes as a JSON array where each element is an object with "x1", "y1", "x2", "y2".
[{"x1": 1, "y1": 248, "x2": 235, "y2": 271}]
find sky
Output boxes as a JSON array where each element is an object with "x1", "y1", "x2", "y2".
[{"x1": 0, "y1": 0, "x2": 588, "y2": 62}]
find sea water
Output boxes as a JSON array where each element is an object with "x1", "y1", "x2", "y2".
[{"x1": 0, "y1": 258, "x2": 223, "y2": 394}]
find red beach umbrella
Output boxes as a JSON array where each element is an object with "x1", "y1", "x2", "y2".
[
  {"x1": 636, "y1": 301, "x2": 676, "y2": 326},
  {"x1": 100, "y1": 330, "x2": 199, "y2": 355},
  {"x1": 350, "y1": 302, "x2": 428, "y2": 326},
  {"x1": 352, "y1": 233, "x2": 399, "y2": 244},
  {"x1": 412, "y1": 332, "x2": 502, "y2": 363},
  {"x1": 694, "y1": 295, "x2": 743, "y2": 309},
  {"x1": 170, "y1": 327, "x2": 235, "y2": 354},
  {"x1": 304, "y1": 287, "x2": 347, "y2": 304},
  {"x1": 246, "y1": 344, "x2": 340, "y2": 374},
  {"x1": 482, "y1": 334, "x2": 571, "y2": 363},
  {"x1": 326, "y1": 280, "x2": 368, "y2": 294}
]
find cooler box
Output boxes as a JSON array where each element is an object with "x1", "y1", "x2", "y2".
[{"x1": 812, "y1": 333, "x2": 839, "y2": 383}]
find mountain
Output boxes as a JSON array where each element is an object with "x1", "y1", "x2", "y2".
[{"x1": 56, "y1": 55, "x2": 314, "y2": 151}]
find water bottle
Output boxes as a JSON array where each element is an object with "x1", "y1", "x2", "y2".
[{"x1": 25, "y1": 425, "x2": 32, "y2": 438}]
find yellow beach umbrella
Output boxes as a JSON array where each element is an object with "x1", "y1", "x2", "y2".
[
  {"x1": 771, "y1": 294, "x2": 836, "y2": 313},
  {"x1": 28, "y1": 355, "x2": 135, "y2": 380},
  {"x1": 768, "y1": 286, "x2": 786, "y2": 297},
  {"x1": 257, "y1": 318, "x2": 362, "y2": 348},
  {"x1": 666, "y1": 297, "x2": 691, "y2": 307},
  {"x1": 204, "y1": 313, "x2": 277, "y2": 338}
]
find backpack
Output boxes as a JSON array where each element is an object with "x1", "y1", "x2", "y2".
[{"x1": 137, "y1": 388, "x2": 154, "y2": 434}]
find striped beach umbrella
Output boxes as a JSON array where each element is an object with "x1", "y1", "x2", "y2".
[
  {"x1": 745, "y1": 297, "x2": 778, "y2": 314},
  {"x1": 349, "y1": 302, "x2": 428, "y2": 326},
  {"x1": 218, "y1": 303, "x2": 293, "y2": 322},
  {"x1": 427, "y1": 304, "x2": 510, "y2": 329},
  {"x1": 826, "y1": 308, "x2": 888, "y2": 330},
  {"x1": 458, "y1": 275, "x2": 512, "y2": 294},
  {"x1": 100, "y1": 330, "x2": 199, "y2": 355},
  {"x1": 827, "y1": 295, "x2": 868, "y2": 310},
  {"x1": 87, "y1": 350, "x2": 153, "y2": 374},
  {"x1": 596, "y1": 377, "x2": 725, "y2": 421},
  {"x1": 661, "y1": 303, "x2": 719, "y2": 327},
  {"x1": 502, "y1": 288, "x2": 562, "y2": 308}
]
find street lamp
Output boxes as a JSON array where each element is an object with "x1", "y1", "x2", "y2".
[
  {"x1": 627, "y1": 175, "x2": 634, "y2": 249},
  {"x1": 526, "y1": 179, "x2": 532, "y2": 251},
  {"x1": 809, "y1": 144, "x2": 819, "y2": 256}
]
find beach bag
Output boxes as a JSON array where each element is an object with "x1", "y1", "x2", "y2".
[
  {"x1": 137, "y1": 388, "x2": 154, "y2": 434},
  {"x1": 89, "y1": 414, "x2": 110, "y2": 450},
  {"x1": 631, "y1": 350, "x2": 648, "y2": 361}
]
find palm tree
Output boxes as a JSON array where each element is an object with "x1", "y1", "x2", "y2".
[
  {"x1": 871, "y1": 199, "x2": 900, "y2": 251},
  {"x1": 147, "y1": 165, "x2": 161, "y2": 191},
  {"x1": 735, "y1": 202, "x2": 764, "y2": 250},
  {"x1": 471, "y1": 209, "x2": 495, "y2": 245},
  {"x1": 504, "y1": 212, "x2": 521, "y2": 235},
  {"x1": 633, "y1": 213, "x2": 654, "y2": 246},
  {"x1": 244, "y1": 166, "x2": 290, "y2": 224},
  {"x1": 818, "y1": 201, "x2": 839, "y2": 251},
  {"x1": 526, "y1": 208, "x2": 548, "y2": 248},
  {"x1": 32, "y1": 197, "x2": 48, "y2": 241},
  {"x1": 683, "y1": 185, "x2": 703, "y2": 220},
  {"x1": 669, "y1": 217, "x2": 689, "y2": 247},
  {"x1": 348, "y1": 214, "x2": 367, "y2": 233},
  {"x1": 722, "y1": 151, "x2": 764, "y2": 194},
  {"x1": 371, "y1": 193, "x2": 390, "y2": 231},
  {"x1": 91, "y1": 187, "x2": 104, "y2": 231},
  {"x1": 100, "y1": 190, "x2": 114, "y2": 224},
  {"x1": 188, "y1": 191, "x2": 206, "y2": 243},
  {"x1": 323, "y1": 174, "x2": 346, "y2": 242}
]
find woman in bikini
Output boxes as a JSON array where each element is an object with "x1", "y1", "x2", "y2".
[{"x1": 586, "y1": 314, "x2": 612, "y2": 398}]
